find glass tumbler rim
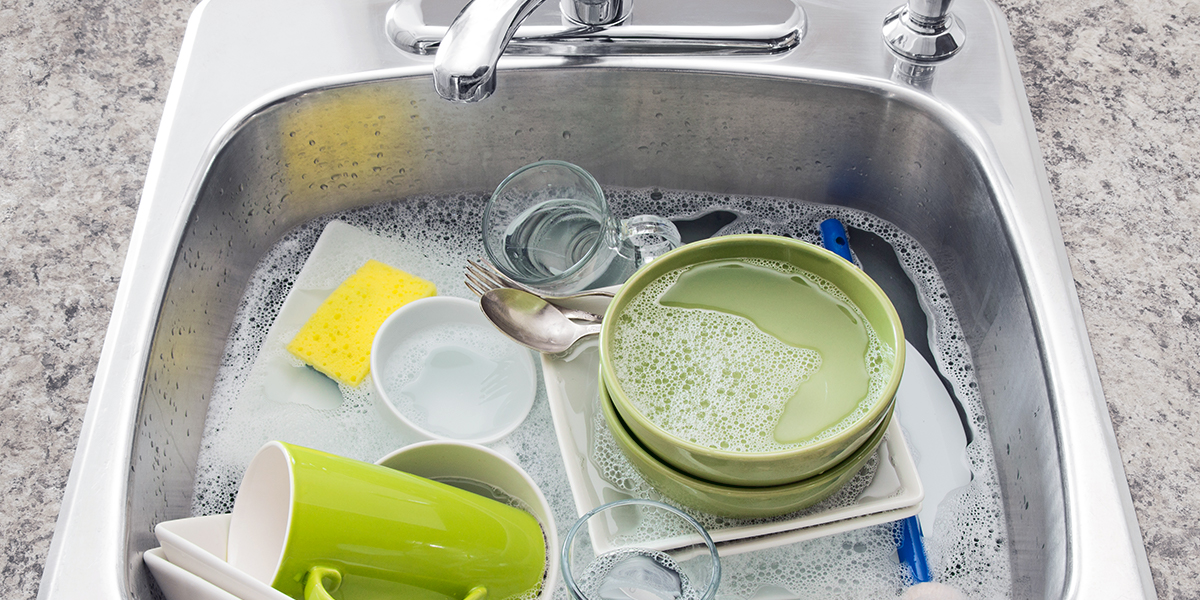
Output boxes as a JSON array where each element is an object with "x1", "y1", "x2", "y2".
[{"x1": 560, "y1": 498, "x2": 721, "y2": 600}]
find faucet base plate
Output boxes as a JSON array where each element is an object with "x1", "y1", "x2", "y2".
[
  {"x1": 388, "y1": 0, "x2": 805, "y2": 56},
  {"x1": 882, "y1": 4, "x2": 965, "y2": 62}
]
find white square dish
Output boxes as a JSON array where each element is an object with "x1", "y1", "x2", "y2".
[
  {"x1": 542, "y1": 340, "x2": 924, "y2": 555},
  {"x1": 144, "y1": 547, "x2": 243, "y2": 600},
  {"x1": 154, "y1": 514, "x2": 291, "y2": 600}
]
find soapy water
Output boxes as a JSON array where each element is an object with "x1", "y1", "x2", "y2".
[
  {"x1": 579, "y1": 550, "x2": 694, "y2": 600},
  {"x1": 615, "y1": 294, "x2": 824, "y2": 452},
  {"x1": 502, "y1": 197, "x2": 606, "y2": 279},
  {"x1": 190, "y1": 188, "x2": 1009, "y2": 599},
  {"x1": 380, "y1": 322, "x2": 535, "y2": 440},
  {"x1": 611, "y1": 258, "x2": 895, "y2": 452}
]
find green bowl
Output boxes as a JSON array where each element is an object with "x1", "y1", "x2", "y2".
[
  {"x1": 599, "y1": 234, "x2": 905, "y2": 487},
  {"x1": 599, "y1": 377, "x2": 892, "y2": 519}
]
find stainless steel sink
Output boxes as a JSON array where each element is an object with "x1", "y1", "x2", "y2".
[{"x1": 38, "y1": 0, "x2": 1155, "y2": 598}]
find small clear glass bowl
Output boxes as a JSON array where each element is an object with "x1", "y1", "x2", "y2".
[{"x1": 561, "y1": 499, "x2": 721, "y2": 600}]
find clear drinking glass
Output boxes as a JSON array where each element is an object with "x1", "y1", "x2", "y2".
[
  {"x1": 483, "y1": 161, "x2": 681, "y2": 295},
  {"x1": 561, "y1": 499, "x2": 721, "y2": 600}
]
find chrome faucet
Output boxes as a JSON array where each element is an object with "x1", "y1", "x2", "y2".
[
  {"x1": 882, "y1": 0, "x2": 965, "y2": 61},
  {"x1": 398, "y1": 0, "x2": 804, "y2": 103},
  {"x1": 433, "y1": 0, "x2": 633, "y2": 103},
  {"x1": 562, "y1": 0, "x2": 632, "y2": 26},
  {"x1": 433, "y1": 0, "x2": 548, "y2": 103}
]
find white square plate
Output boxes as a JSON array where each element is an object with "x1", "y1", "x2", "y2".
[
  {"x1": 154, "y1": 514, "x2": 291, "y2": 600},
  {"x1": 542, "y1": 340, "x2": 924, "y2": 555}
]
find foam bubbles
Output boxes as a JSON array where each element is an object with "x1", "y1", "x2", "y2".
[
  {"x1": 610, "y1": 260, "x2": 895, "y2": 453},
  {"x1": 191, "y1": 188, "x2": 1009, "y2": 600},
  {"x1": 380, "y1": 322, "x2": 533, "y2": 439},
  {"x1": 578, "y1": 550, "x2": 698, "y2": 600}
]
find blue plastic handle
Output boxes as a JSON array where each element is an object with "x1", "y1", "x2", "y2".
[
  {"x1": 818, "y1": 218, "x2": 932, "y2": 585},
  {"x1": 820, "y1": 219, "x2": 854, "y2": 262},
  {"x1": 897, "y1": 516, "x2": 932, "y2": 583}
]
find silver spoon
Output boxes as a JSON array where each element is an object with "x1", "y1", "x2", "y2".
[
  {"x1": 466, "y1": 276, "x2": 603, "y2": 323},
  {"x1": 480, "y1": 288, "x2": 603, "y2": 354}
]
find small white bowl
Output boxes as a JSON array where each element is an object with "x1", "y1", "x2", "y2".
[
  {"x1": 371, "y1": 296, "x2": 537, "y2": 444},
  {"x1": 377, "y1": 441, "x2": 560, "y2": 600}
]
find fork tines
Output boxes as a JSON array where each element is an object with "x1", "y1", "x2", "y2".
[
  {"x1": 465, "y1": 259, "x2": 514, "y2": 296},
  {"x1": 465, "y1": 259, "x2": 507, "y2": 297},
  {"x1": 464, "y1": 271, "x2": 490, "y2": 297},
  {"x1": 464, "y1": 276, "x2": 489, "y2": 297}
]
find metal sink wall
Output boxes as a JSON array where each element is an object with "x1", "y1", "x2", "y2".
[
  {"x1": 38, "y1": 0, "x2": 1155, "y2": 599},
  {"x1": 149, "y1": 67, "x2": 1050, "y2": 588}
]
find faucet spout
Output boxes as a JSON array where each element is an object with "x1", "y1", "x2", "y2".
[
  {"x1": 418, "y1": 0, "x2": 803, "y2": 102},
  {"x1": 433, "y1": 0, "x2": 551, "y2": 103}
]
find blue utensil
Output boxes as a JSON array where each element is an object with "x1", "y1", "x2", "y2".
[
  {"x1": 818, "y1": 218, "x2": 931, "y2": 584},
  {"x1": 820, "y1": 218, "x2": 854, "y2": 262}
]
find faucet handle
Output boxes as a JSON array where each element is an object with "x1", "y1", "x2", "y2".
[
  {"x1": 561, "y1": 0, "x2": 632, "y2": 26},
  {"x1": 907, "y1": 0, "x2": 954, "y2": 22},
  {"x1": 882, "y1": 0, "x2": 965, "y2": 62}
]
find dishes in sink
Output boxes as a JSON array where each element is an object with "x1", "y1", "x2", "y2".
[
  {"x1": 599, "y1": 234, "x2": 906, "y2": 487},
  {"x1": 375, "y1": 440, "x2": 561, "y2": 597},
  {"x1": 600, "y1": 376, "x2": 894, "y2": 519},
  {"x1": 147, "y1": 443, "x2": 560, "y2": 600},
  {"x1": 153, "y1": 513, "x2": 285, "y2": 600},
  {"x1": 541, "y1": 342, "x2": 923, "y2": 555},
  {"x1": 372, "y1": 296, "x2": 538, "y2": 444},
  {"x1": 143, "y1": 546, "x2": 244, "y2": 600}
]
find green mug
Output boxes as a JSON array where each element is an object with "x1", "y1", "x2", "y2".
[{"x1": 227, "y1": 442, "x2": 547, "y2": 600}]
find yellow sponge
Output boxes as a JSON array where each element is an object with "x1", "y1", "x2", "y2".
[{"x1": 287, "y1": 260, "x2": 436, "y2": 386}]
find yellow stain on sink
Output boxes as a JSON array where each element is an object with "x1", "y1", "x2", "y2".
[{"x1": 280, "y1": 86, "x2": 420, "y2": 198}]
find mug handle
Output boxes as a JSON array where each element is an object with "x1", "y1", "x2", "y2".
[
  {"x1": 304, "y1": 566, "x2": 490, "y2": 600},
  {"x1": 303, "y1": 566, "x2": 342, "y2": 600},
  {"x1": 618, "y1": 215, "x2": 681, "y2": 266}
]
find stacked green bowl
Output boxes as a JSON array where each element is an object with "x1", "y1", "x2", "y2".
[
  {"x1": 599, "y1": 376, "x2": 892, "y2": 518},
  {"x1": 599, "y1": 234, "x2": 905, "y2": 492}
]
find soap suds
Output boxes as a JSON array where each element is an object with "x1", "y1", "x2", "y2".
[{"x1": 192, "y1": 188, "x2": 1008, "y2": 600}]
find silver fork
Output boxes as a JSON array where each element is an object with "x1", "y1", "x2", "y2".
[
  {"x1": 465, "y1": 259, "x2": 616, "y2": 301},
  {"x1": 465, "y1": 259, "x2": 605, "y2": 323}
]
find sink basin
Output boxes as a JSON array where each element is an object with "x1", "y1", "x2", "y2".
[{"x1": 38, "y1": 0, "x2": 1154, "y2": 598}]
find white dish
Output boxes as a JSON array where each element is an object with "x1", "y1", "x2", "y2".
[
  {"x1": 155, "y1": 514, "x2": 289, "y2": 600},
  {"x1": 542, "y1": 340, "x2": 924, "y2": 554},
  {"x1": 372, "y1": 297, "x2": 537, "y2": 444},
  {"x1": 144, "y1": 547, "x2": 244, "y2": 600},
  {"x1": 893, "y1": 342, "x2": 973, "y2": 532},
  {"x1": 249, "y1": 220, "x2": 393, "y2": 412}
]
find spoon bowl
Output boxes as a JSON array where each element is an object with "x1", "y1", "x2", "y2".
[{"x1": 480, "y1": 288, "x2": 604, "y2": 354}]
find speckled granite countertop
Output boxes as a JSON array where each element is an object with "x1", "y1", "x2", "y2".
[{"x1": 0, "y1": 0, "x2": 1195, "y2": 598}]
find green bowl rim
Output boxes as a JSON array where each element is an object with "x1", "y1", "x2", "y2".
[
  {"x1": 599, "y1": 233, "x2": 906, "y2": 461},
  {"x1": 599, "y1": 376, "x2": 894, "y2": 495}
]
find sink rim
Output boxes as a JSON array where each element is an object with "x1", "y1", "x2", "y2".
[{"x1": 36, "y1": 0, "x2": 1155, "y2": 599}]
